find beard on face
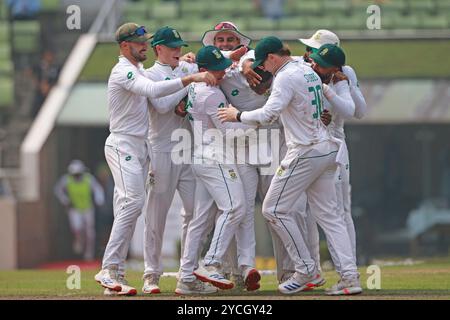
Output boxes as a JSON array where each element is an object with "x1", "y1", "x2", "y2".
[{"x1": 130, "y1": 45, "x2": 147, "y2": 62}]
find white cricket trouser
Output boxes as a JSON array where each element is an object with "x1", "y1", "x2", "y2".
[
  {"x1": 143, "y1": 151, "x2": 195, "y2": 277},
  {"x1": 180, "y1": 163, "x2": 247, "y2": 282},
  {"x1": 102, "y1": 133, "x2": 150, "y2": 271},
  {"x1": 262, "y1": 141, "x2": 358, "y2": 279},
  {"x1": 68, "y1": 208, "x2": 95, "y2": 260},
  {"x1": 273, "y1": 159, "x2": 357, "y2": 278},
  {"x1": 220, "y1": 163, "x2": 258, "y2": 273}
]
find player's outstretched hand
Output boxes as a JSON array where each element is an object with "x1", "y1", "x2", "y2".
[
  {"x1": 320, "y1": 109, "x2": 332, "y2": 126},
  {"x1": 218, "y1": 104, "x2": 239, "y2": 122},
  {"x1": 242, "y1": 60, "x2": 262, "y2": 87},
  {"x1": 180, "y1": 52, "x2": 196, "y2": 63},
  {"x1": 229, "y1": 46, "x2": 248, "y2": 61},
  {"x1": 332, "y1": 71, "x2": 349, "y2": 84}
]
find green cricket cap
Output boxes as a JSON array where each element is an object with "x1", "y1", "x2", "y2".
[
  {"x1": 196, "y1": 45, "x2": 232, "y2": 71},
  {"x1": 309, "y1": 43, "x2": 346, "y2": 68},
  {"x1": 151, "y1": 26, "x2": 188, "y2": 48},
  {"x1": 252, "y1": 36, "x2": 283, "y2": 69}
]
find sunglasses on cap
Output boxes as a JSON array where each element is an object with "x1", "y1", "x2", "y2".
[
  {"x1": 119, "y1": 26, "x2": 148, "y2": 42},
  {"x1": 214, "y1": 22, "x2": 237, "y2": 31}
]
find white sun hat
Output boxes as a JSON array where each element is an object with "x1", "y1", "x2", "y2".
[
  {"x1": 201, "y1": 21, "x2": 251, "y2": 47},
  {"x1": 299, "y1": 29, "x2": 340, "y2": 49}
]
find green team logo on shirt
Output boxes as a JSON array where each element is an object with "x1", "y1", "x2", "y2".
[
  {"x1": 127, "y1": 72, "x2": 134, "y2": 80},
  {"x1": 231, "y1": 89, "x2": 239, "y2": 97},
  {"x1": 182, "y1": 67, "x2": 188, "y2": 74},
  {"x1": 229, "y1": 169, "x2": 237, "y2": 180},
  {"x1": 125, "y1": 155, "x2": 132, "y2": 161},
  {"x1": 218, "y1": 102, "x2": 225, "y2": 108},
  {"x1": 165, "y1": 77, "x2": 171, "y2": 80}
]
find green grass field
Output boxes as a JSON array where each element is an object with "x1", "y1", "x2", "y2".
[
  {"x1": 1, "y1": 259, "x2": 449, "y2": 299},
  {"x1": 79, "y1": 39, "x2": 450, "y2": 82}
]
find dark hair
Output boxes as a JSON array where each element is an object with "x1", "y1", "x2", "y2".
[{"x1": 275, "y1": 44, "x2": 291, "y2": 57}]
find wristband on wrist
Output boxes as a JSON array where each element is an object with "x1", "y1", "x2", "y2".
[{"x1": 236, "y1": 111, "x2": 242, "y2": 122}]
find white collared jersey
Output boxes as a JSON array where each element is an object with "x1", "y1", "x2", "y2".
[
  {"x1": 220, "y1": 67, "x2": 269, "y2": 112},
  {"x1": 186, "y1": 82, "x2": 254, "y2": 164},
  {"x1": 145, "y1": 61, "x2": 199, "y2": 152},
  {"x1": 107, "y1": 56, "x2": 184, "y2": 138},
  {"x1": 240, "y1": 60, "x2": 331, "y2": 157}
]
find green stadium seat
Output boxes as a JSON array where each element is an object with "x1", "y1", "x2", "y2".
[
  {"x1": 124, "y1": 2, "x2": 150, "y2": 20},
  {"x1": 0, "y1": 77, "x2": 13, "y2": 107},
  {"x1": 0, "y1": 22, "x2": 10, "y2": 43},
  {"x1": 156, "y1": 19, "x2": 193, "y2": 33},
  {"x1": 393, "y1": 13, "x2": 422, "y2": 29},
  {"x1": 435, "y1": 0, "x2": 450, "y2": 12},
  {"x1": 0, "y1": 59, "x2": 13, "y2": 75},
  {"x1": 180, "y1": 1, "x2": 208, "y2": 18},
  {"x1": 152, "y1": 1, "x2": 178, "y2": 19},
  {"x1": 278, "y1": 17, "x2": 310, "y2": 31},
  {"x1": 41, "y1": 0, "x2": 61, "y2": 12},
  {"x1": 0, "y1": 44, "x2": 10, "y2": 60},
  {"x1": 231, "y1": 1, "x2": 254, "y2": 18},
  {"x1": 247, "y1": 17, "x2": 278, "y2": 31},
  {"x1": 305, "y1": 15, "x2": 339, "y2": 30},
  {"x1": 12, "y1": 21, "x2": 41, "y2": 54},
  {"x1": 420, "y1": 13, "x2": 448, "y2": 29},
  {"x1": 190, "y1": 20, "x2": 216, "y2": 34},
  {"x1": 336, "y1": 13, "x2": 368, "y2": 30},
  {"x1": 378, "y1": 0, "x2": 408, "y2": 15},
  {"x1": 0, "y1": 0, "x2": 8, "y2": 20},
  {"x1": 322, "y1": 0, "x2": 350, "y2": 15},
  {"x1": 286, "y1": 0, "x2": 322, "y2": 16},
  {"x1": 408, "y1": 0, "x2": 436, "y2": 14},
  {"x1": 207, "y1": 2, "x2": 236, "y2": 18}
]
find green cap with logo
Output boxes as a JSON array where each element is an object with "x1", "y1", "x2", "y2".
[
  {"x1": 115, "y1": 23, "x2": 153, "y2": 43},
  {"x1": 252, "y1": 36, "x2": 283, "y2": 69},
  {"x1": 151, "y1": 26, "x2": 188, "y2": 48},
  {"x1": 196, "y1": 45, "x2": 232, "y2": 71},
  {"x1": 310, "y1": 44, "x2": 346, "y2": 68}
]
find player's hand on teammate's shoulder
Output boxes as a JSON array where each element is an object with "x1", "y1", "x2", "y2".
[
  {"x1": 332, "y1": 71, "x2": 349, "y2": 85},
  {"x1": 188, "y1": 71, "x2": 218, "y2": 86},
  {"x1": 218, "y1": 104, "x2": 239, "y2": 122},
  {"x1": 242, "y1": 60, "x2": 262, "y2": 87},
  {"x1": 180, "y1": 52, "x2": 196, "y2": 64},
  {"x1": 320, "y1": 109, "x2": 332, "y2": 126}
]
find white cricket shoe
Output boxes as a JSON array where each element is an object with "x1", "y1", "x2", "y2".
[
  {"x1": 175, "y1": 279, "x2": 218, "y2": 295},
  {"x1": 194, "y1": 265, "x2": 234, "y2": 290},
  {"x1": 243, "y1": 267, "x2": 261, "y2": 291},
  {"x1": 325, "y1": 276, "x2": 362, "y2": 296},
  {"x1": 278, "y1": 272, "x2": 325, "y2": 295},
  {"x1": 103, "y1": 275, "x2": 137, "y2": 296},
  {"x1": 142, "y1": 274, "x2": 161, "y2": 294},
  {"x1": 94, "y1": 267, "x2": 122, "y2": 291}
]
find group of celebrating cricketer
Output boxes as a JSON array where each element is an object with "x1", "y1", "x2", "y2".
[{"x1": 93, "y1": 20, "x2": 367, "y2": 297}]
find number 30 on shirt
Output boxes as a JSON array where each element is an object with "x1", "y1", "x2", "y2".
[{"x1": 309, "y1": 85, "x2": 323, "y2": 119}]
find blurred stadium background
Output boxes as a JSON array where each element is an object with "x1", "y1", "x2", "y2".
[{"x1": 1, "y1": 0, "x2": 450, "y2": 274}]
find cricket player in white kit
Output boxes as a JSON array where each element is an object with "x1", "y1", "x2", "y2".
[
  {"x1": 218, "y1": 36, "x2": 360, "y2": 295},
  {"x1": 95, "y1": 23, "x2": 217, "y2": 296},
  {"x1": 176, "y1": 46, "x2": 259, "y2": 295},
  {"x1": 141, "y1": 26, "x2": 199, "y2": 294},
  {"x1": 201, "y1": 21, "x2": 266, "y2": 291},
  {"x1": 274, "y1": 31, "x2": 367, "y2": 294}
]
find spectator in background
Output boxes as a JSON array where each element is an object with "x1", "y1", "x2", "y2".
[
  {"x1": 253, "y1": 0, "x2": 285, "y2": 20},
  {"x1": 32, "y1": 50, "x2": 60, "y2": 116},
  {"x1": 54, "y1": 160, "x2": 105, "y2": 261},
  {"x1": 94, "y1": 163, "x2": 115, "y2": 258},
  {"x1": 7, "y1": 0, "x2": 41, "y2": 20}
]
